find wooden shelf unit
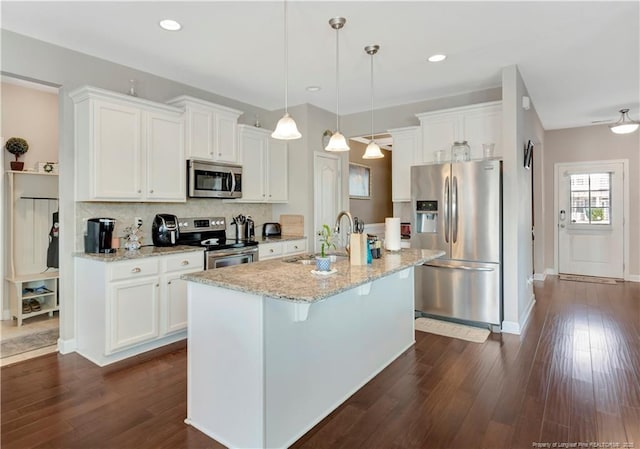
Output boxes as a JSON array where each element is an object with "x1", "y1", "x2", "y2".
[{"x1": 7, "y1": 272, "x2": 59, "y2": 326}]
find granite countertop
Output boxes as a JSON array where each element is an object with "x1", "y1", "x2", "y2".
[
  {"x1": 74, "y1": 245, "x2": 203, "y2": 262},
  {"x1": 256, "y1": 235, "x2": 306, "y2": 243},
  {"x1": 182, "y1": 248, "x2": 444, "y2": 303}
]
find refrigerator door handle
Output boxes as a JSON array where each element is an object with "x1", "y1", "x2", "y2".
[
  {"x1": 444, "y1": 176, "x2": 450, "y2": 243},
  {"x1": 423, "y1": 262, "x2": 494, "y2": 272},
  {"x1": 452, "y1": 176, "x2": 458, "y2": 243}
]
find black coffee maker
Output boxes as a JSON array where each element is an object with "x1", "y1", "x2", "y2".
[
  {"x1": 85, "y1": 218, "x2": 116, "y2": 254},
  {"x1": 152, "y1": 214, "x2": 179, "y2": 246}
]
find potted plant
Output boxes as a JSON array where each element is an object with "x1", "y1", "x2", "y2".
[
  {"x1": 5, "y1": 137, "x2": 29, "y2": 171},
  {"x1": 316, "y1": 224, "x2": 336, "y2": 271}
]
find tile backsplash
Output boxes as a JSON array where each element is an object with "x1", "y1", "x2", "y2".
[{"x1": 75, "y1": 200, "x2": 273, "y2": 250}]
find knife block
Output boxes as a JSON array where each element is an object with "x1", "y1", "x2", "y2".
[{"x1": 349, "y1": 234, "x2": 368, "y2": 266}]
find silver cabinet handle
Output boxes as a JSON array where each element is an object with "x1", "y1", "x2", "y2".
[
  {"x1": 181, "y1": 260, "x2": 189, "y2": 265},
  {"x1": 168, "y1": 281, "x2": 172, "y2": 285},
  {"x1": 131, "y1": 267, "x2": 141, "y2": 273},
  {"x1": 156, "y1": 284, "x2": 159, "y2": 287},
  {"x1": 269, "y1": 249, "x2": 274, "y2": 253},
  {"x1": 294, "y1": 245, "x2": 298, "y2": 249},
  {"x1": 137, "y1": 190, "x2": 142, "y2": 194},
  {"x1": 149, "y1": 189, "x2": 154, "y2": 194}
]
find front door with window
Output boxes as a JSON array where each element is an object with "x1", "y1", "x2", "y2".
[{"x1": 557, "y1": 161, "x2": 624, "y2": 278}]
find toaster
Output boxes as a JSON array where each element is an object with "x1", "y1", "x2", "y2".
[{"x1": 262, "y1": 222, "x2": 281, "y2": 237}]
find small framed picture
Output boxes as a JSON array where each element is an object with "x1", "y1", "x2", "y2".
[
  {"x1": 524, "y1": 140, "x2": 533, "y2": 169},
  {"x1": 349, "y1": 163, "x2": 371, "y2": 199}
]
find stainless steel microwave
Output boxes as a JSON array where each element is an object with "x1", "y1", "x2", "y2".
[{"x1": 188, "y1": 160, "x2": 242, "y2": 198}]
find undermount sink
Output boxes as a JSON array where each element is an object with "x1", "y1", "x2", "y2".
[{"x1": 282, "y1": 253, "x2": 348, "y2": 264}]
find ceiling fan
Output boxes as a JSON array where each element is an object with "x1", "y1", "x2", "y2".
[{"x1": 591, "y1": 108, "x2": 640, "y2": 134}]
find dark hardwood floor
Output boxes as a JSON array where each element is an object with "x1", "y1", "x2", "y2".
[{"x1": 2, "y1": 276, "x2": 638, "y2": 449}]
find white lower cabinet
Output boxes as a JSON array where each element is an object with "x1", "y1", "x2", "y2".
[
  {"x1": 259, "y1": 238, "x2": 307, "y2": 261},
  {"x1": 107, "y1": 277, "x2": 160, "y2": 353},
  {"x1": 76, "y1": 251, "x2": 203, "y2": 366}
]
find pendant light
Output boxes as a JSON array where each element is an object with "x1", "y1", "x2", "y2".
[
  {"x1": 272, "y1": 0, "x2": 301, "y2": 140},
  {"x1": 325, "y1": 17, "x2": 349, "y2": 152},
  {"x1": 362, "y1": 45, "x2": 384, "y2": 159},
  {"x1": 609, "y1": 108, "x2": 639, "y2": 134}
]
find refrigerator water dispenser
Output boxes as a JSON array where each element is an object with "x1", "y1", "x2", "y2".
[{"x1": 416, "y1": 200, "x2": 438, "y2": 233}]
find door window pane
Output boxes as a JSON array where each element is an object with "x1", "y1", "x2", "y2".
[{"x1": 569, "y1": 173, "x2": 611, "y2": 224}]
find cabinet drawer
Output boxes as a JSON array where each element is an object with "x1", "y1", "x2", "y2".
[
  {"x1": 109, "y1": 258, "x2": 159, "y2": 281},
  {"x1": 163, "y1": 252, "x2": 204, "y2": 273},
  {"x1": 259, "y1": 242, "x2": 283, "y2": 260},
  {"x1": 284, "y1": 239, "x2": 307, "y2": 255}
]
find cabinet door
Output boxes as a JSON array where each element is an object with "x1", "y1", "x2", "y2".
[
  {"x1": 107, "y1": 277, "x2": 159, "y2": 353},
  {"x1": 419, "y1": 114, "x2": 459, "y2": 163},
  {"x1": 259, "y1": 242, "x2": 283, "y2": 260},
  {"x1": 239, "y1": 129, "x2": 267, "y2": 201},
  {"x1": 267, "y1": 139, "x2": 288, "y2": 202},
  {"x1": 164, "y1": 273, "x2": 189, "y2": 335},
  {"x1": 214, "y1": 112, "x2": 239, "y2": 163},
  {"x1": 186, "y1": 107, "x2": 214, "y2": 160},
  {"x1": 390, "y1": 127, "x2": 419, "y2": 202},
  {"x1": 146, "y1": 111, "x2": 185, "y2": 201},
  {"x1": 93, "y1": 100, "x2": 143, "y2": 199},
  {"x1": 462, "y1": 105, "x2": 502, "y2": 160}
]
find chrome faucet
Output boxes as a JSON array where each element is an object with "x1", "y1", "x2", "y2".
[{"x1": 334, "y1": 210, "x2": 354, "y2": 235}]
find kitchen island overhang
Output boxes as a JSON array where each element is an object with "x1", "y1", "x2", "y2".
[{"x1": 182, "y1": 248, "x2": 444, "y2": 449}]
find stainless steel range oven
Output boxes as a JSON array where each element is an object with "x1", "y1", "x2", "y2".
[{"x1": 176, "y1": 216, "x2": 258, "y2": 269}]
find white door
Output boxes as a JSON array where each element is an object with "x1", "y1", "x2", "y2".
[
  {"x1": 557, "y1": 161, "x2": 625, "y2": 278},
  {"x1": 314, "y1": 153, "x2": 341, "y2": 253}
]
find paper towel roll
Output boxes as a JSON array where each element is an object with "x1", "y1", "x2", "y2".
[{"x1": 385, "y1": 217, "x2": 401, "y2": 251}]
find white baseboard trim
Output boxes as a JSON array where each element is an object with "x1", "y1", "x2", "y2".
[
  {"x1": 544, "y1": 267, "x2": 557, "y2": 276},
  {"x1": 519, "y1": 294, "x2": 536, "y2": 334},
  {"x1": 57, "y1": 338, "x2": 77, "y2": 354},
  {"x1": 533, "y1": 272, "x2": 546, "y2": 281},
  {"x1": 502, "y1": 294, "x2": 536, "y2": 335},
  {"x1": 501, "y1": 320, "x2": 521, "y2": 335},
  {"x1": 626, "y1": 274, "x2": 640, "y2": 282}
]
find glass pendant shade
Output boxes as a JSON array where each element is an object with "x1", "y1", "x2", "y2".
[
  {"x1": 271, "y1": 112, "x2": 301, "y2": 139},
  {"x1": 362, "y1": 44, "x2": 383, "y2": 160},
  {"x1": 325, "y1": 131, "x2": 350, "y2": 152},
  {"x1": 363, "y1": 140, "x2": 384, "y2": 159},
  {"x1": 609, "y1": 109, "x2": 639, "y2": 134}
]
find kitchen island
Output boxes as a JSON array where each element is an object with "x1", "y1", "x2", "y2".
[{"x1": 182, "y1": 248, "x2": 443, "y2": 449}]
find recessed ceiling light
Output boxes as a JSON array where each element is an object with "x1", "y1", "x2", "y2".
[
  {"x1": 159, "y1": 19, "x2": 181, "y2": 31},
  {"x1": 428, "y1": 54, "x2": 447, "y2": 63},
  {"x1": 306, "y1": 86, "x2": 321, "y2": 92}
]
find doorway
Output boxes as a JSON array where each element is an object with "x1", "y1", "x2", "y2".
[
  {"x1": 555, "y1": 160, "x2": 627, "y2": 279},
  {"x1": 313, "y1": 152, "x2": 342, "y2": 253},
  {"x1": 1, "y1": 75, "x2": 60, "y2": 365}
]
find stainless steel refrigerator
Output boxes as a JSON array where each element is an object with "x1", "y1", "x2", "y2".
[{"x1": 410, "y1": 160, "x2": 502, "y2": 325}]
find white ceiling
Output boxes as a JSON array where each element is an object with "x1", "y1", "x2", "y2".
[{"x1": 2, "y1": 1, "x2": 638, "y2": 130}]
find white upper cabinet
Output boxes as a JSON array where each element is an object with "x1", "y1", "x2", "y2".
[
  {"x1": 167, "y1": 96, "x2": 243, "y2": 164},
  {"x1": 236, "y1": 125, "x2": 288, "y2": 203},
  {"x1": 389, "y1": 126, "x2": 419, "y2": 202},
  {"x1": 70, "y1": 86, "x2": 185, "y2": 202},
  {"x1": 416, "y1": 101, "x2": 502, "y2": 163}
]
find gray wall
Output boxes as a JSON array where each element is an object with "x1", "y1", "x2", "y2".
[{"x1": 501, "y1": 65, "x2": 545, "y2": 331}]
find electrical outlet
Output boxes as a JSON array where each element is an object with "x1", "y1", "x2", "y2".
[{"x1": 135, "y1": 217, "x2": 143, "y2": 227}]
